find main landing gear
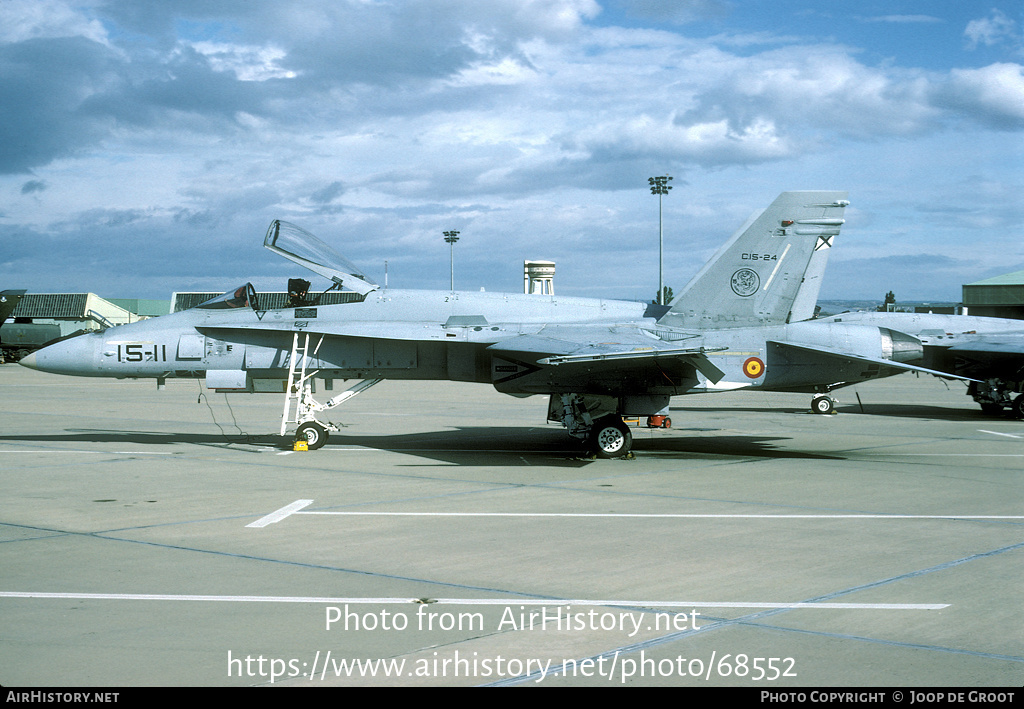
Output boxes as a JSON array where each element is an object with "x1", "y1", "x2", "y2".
[
  {"x1": 988, "y1": 393, "x2": 1024, "y2": 419},
  {"x1": 969, "y1": 379, "x2": 1024, "y2": 419},
  {"x1": 811, "y1": 394, "x2": 836, "y2": 415},
  {"x1": 550, "y1": 393, "x2": 637, "y2": 459},
  {"x1": 590, "y1": 416, "x2": 633, "y2": 459}
]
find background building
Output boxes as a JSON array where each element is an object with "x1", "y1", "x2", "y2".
[
  {"x1": 523, "y1": 260, "x2": 555, "y2": 295},
  {"x1": 962, "y1": 270, "x2": 1024, "y2": 319}
]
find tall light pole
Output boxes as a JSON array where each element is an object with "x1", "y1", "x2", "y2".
[
  {"x1": 443, "y1": 230, "x2": 460, "y2": 291},
  {"x1": 648, "y1": 175, "x2": 672, "y2": 305}
]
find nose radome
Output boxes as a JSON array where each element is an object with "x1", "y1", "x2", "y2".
[
  {"x1": 18, "y1": 351, "x2": 38, "y2": 369},
  {"x1": 17, "y1": 332, "x2": 100, "y2": 376}
]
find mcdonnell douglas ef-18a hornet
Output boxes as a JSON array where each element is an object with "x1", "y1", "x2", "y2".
[{"x1": 21, "y1": 191, "x2": 966, "y2": 458}]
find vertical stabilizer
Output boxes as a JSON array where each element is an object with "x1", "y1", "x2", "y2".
[
  {"x1": 658, "y1": 192, "x2": 848, "y2": 329},
  {"x1": 787, "y1": 217, "x2": 840, "y2": 323},
  {"x1": 0, "y1": 290, "x2": 26, "y2": 324}
]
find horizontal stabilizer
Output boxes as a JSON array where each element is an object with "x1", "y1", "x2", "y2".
[{"x1": 770, "y1": 340, "x2": 978, "y2": 381}]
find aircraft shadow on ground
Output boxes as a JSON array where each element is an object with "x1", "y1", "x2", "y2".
[
  {"x1": 671, "y1": 402, "x2": 1011, "y2": 423},
  {"x1": 0, "y1": 429, "x2": 282, "y2": 449},
  {"x1": 0, "y1": 426, "x2": 844, "y2": 465},
  {"x1": 831, "y1": 402, "x2": 1016, "y2": 422},
  {"x1": 630, "y1": 435, "x2": 842, "y2": 460}
]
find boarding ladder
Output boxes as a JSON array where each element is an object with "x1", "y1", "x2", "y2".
[
  {"x1": 280, "y1": 332, "x2": 320, "y2": 436},
  {"x1": 279, "y1": 331, "x2": 383, "y2": 438}
]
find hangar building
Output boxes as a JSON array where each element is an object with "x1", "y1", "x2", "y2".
[{"x1": 962, "y1": 270, "x2": 1024, "y2": 320}]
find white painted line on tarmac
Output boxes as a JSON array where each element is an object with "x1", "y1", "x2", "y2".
[
  {"x1": 5, "y1": 447, "x2": 1024, "y2": 457},
  {"x1": 0, "y1": 592, "x2": 947, "y2": 610},
  {"x1": 246, "y1": 499, "x2": 315, "y2": 528},
  {"x1": 249, "y1": 501, "x2": 1023, "y2": 526},
  {"x1": 979, "y1": 429, "x2": 1023, "y2": 439},
  {"x1": 0, "y1": 451, "x2": 178, "y2": 455},
  {"x1": 865, "y1": 453, "x2": 1024, "y2": 457},
  {"x1": 299, "y1": 511, "x2": 1024, "y2": 520}
]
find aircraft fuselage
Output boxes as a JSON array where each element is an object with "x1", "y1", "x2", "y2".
[{"x1": 23, "y1": 288, "x2": 918, "y2": 399}]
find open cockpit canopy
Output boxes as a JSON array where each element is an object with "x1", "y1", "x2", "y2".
[{"x1": 264, "y1": 220, "x2": 378, "y2": 296}]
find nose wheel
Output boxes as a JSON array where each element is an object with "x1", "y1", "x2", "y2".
[
  {"x1": 811, "y1": 394, "x2": 835, "y2": 415},
  {"x1": 295, "y1": 421, "x2": 328, "y2": 450}
]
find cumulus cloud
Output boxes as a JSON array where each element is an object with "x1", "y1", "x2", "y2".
[
  {"x1": 0, "y1": 36, "x2": 121, "y2": 173},
  {"x1": 964, "y1": 9, "x2": 1020, "y2": 50},
  {"x1": 2, "y1": 0, "x2": 1019, "y2": 180},
  {"x1": 674, "y1": 46, "x2": 939, "y2": 140},
  {"x1": 0, "y1": 0, "x2": 110, "y2": 45},
  {"x1": 189, "y1": 42, "x2": 296, "y2": 82},
  {"x1": 2, "y1": 0, "x2": 1023, "y2": 298},
  {"x1": 934, "y1": 63, "x2": 1024, "y2": 130},
  {"x1": 576, "y1": 114, "x2": 793, "y2": 168}
]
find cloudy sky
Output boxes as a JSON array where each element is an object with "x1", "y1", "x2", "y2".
[{"x1": 2, "y1": 0, "x2": 1022, "y2": 304}]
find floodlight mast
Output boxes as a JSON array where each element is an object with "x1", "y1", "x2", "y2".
[
  {"x1": 648, "y1": 175, "x2": 673, "y2": 305},
  {"x1": 443, "y1": 230, "x2": 460, "y2": 291}
]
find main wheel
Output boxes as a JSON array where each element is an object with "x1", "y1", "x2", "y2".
[
  {"x1": 589, "y1": 416, "x2": 632, "y2": 459},
  {"x1": 296, "y1": 421, "x2": 328, "y2": 450},
  {"x1": 1012, "y1": 394, "x2": 1024, "y2": 420},
  {"x1": 811, "y1": 395, "x2": 834, "y2": 415}
]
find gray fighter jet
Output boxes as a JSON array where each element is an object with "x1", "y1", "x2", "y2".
[
  {"x1": 21, "y1": 191, "x2": 964, "y2": 457},
  {"x1": 811, "y1": 311, "x2": 1024, "y2": 418}
]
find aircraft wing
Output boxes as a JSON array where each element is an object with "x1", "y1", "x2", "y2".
[
  {"x1": 488, "y1": 327, "x2": 726, "y2": 384},
  {"x1": 770, "y1": 340, "x2": 979, "y2": 381}
]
